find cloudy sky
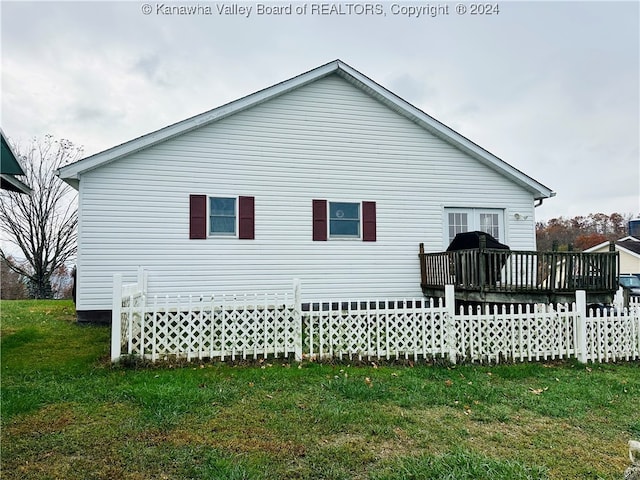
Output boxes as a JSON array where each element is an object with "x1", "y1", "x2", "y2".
[{"x1": 1, "y1": 0, "x2": 638, "y2": 222}]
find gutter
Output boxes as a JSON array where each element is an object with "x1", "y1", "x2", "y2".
[{"x1": 535, "y1": 191, "x2": 556, "y2": 208}]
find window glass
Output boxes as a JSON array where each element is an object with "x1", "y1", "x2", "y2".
[
  {"x1": 479, "y1": 213, "x2": 500, "y2": 239},
  {"x1": 448, "y1": 212, "x2": 468, "y2": 243},
  {"x1": 329, "y1": 202, "x2": 360, "y2": 238},
  {"x1": 210, "y1": 197, "x2": 236, "y2": 235}
]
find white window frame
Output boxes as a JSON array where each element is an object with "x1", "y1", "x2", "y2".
[
  {"x1": 443, "y1": 208, "x2": 505, "y2": 248},
  {"x1": 209, "y1": 196, "x2": 238, "y2": 238},
  {"x1": 328, "y1": 200, "x2": 362, "y2": 240}
]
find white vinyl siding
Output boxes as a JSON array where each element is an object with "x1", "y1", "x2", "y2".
[{"x1": 75, "y1": 74, "x2": 538, "y2": 311}]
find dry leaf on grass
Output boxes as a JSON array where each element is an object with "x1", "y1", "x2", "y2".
[{"x1": 529, "y1": 387, "x2": 549, "y2": 395}]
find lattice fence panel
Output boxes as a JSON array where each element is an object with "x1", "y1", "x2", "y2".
[
  {"x1": 455, "y1": 304, "x2": 576, "y2": 363},
  {"x1": 120, "y1": 295, "x2": 131, "y2": 353},
  {"x1": 121, "y1": 293, "x2": 145, "y2": 356},
  {"x1": 124, "y1": 296, "x2": 299, "y2": 362},
  {"x1": 585, "y1": 307, "x2": 640, "y2": 362},
  {"x1": 303, "y1": 299, "x2": 448, "y2": 361}
]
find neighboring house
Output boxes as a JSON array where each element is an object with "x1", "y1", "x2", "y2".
[
  {"x1": 57, "y1": 60, "x2": 554, "y2": 323},
  {"x1": 1, "y1": 129, "x2": 31, "y2": 195},
  {"x1": 585, "y1": 235, "x2": 640, "y2": 275}
]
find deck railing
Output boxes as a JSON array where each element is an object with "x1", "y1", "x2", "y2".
[{"x1": 419, "y1": 244, "x2": 619, "y2": 296}]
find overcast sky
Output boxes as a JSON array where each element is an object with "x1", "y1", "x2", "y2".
[{"x1": 1, "y1": 0, "x2": 638, "y2": 222}]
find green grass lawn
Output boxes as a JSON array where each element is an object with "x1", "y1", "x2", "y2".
[{"x1": 2, "y1": 300, "x2": 639, "y2": 479}]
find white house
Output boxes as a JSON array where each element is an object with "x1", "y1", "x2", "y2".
[
  {"x1": 585, "y1": 235, "x2": 640, "y2": 275},
  {"x1": 58, "y1": 60, "x2": 554, "y2": 322}
]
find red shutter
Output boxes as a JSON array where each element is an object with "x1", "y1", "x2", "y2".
[
  {"x1": 312, "y1": 199, "x2": 327, "y2": 241},
  {"x1": 238, "y1": 196, "x2": 255, "y2": 239},
  {"x1": 362, "y1": 201, "x2": 376, "y2": 242},
  {"x1": 189, "y1": 195, "x2": 207, "y2": 239}
]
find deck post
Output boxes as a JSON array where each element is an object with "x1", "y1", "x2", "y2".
[
  {"x1": 111, "y1": 274, "x2": 123, "y2": 363},
  {"x1": 478, "y1": 235, "x2": 487, "y2": 292},
  {"x1": 575, "y1": 290, "x2": 588, "y2": 363},
  {"x1": 444, "y1": 284, "x2": 457, "y2": 364},
  {"x1": 419, "y1": 243, "x2": 426, "y2": 288}
]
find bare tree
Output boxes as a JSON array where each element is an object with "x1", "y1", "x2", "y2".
[{"x1": 0, "y1": 135, "x2": 82, "y2": 299}]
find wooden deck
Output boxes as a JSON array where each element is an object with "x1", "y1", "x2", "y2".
[{"x1": 419, "y1": 243, "x2": 619, "y2": 304}]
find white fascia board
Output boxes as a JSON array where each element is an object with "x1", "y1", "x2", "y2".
[
  {"x1": 335, "y1": 62, "x2": 554, "y2": 200},
  {"x1": 57, "y1": 61, "x2": 342, "y2": 181},
  {"x1": 584, "y1": 240, "x2": 613, "y2": 253}
]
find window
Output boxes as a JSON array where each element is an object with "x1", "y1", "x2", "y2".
[
  {"x1": 448, "y1": 212, "x2": 468, "y2": 244},
  {"x1": 479, "y1": 213, "x2": 500, "y2": 240},
  {"x1": 444, "y1": 208, "x2": 504, "y2": 246},
  {"x1": 189, "y1": 195, "x2": 254, "y2": 240},
  {"x1": 330, "y1": 202, "x2": 360, "y2": 238},
  {"x1": 312, "y1": 199, "x2": 376, "y2": 242},
  {"x1": 210, "y1": 197, "x2": 236, "y2": 235}
]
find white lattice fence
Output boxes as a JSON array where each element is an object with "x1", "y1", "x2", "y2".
[
  {"x1": 454, "y1": 303, "x2": 576, "y2": 364},
  {"x1": 583, "y1": 306, "x2": 640, "y2": 362},
  {"x1": 112, "y1": 270, "x2": 147, "y2": 362},
  {"x1": 124, "y1": 295, "x2": 301, "y2": 362},
  {"x1": 111, "y1": 272, "x2": 640, "y2": 364},
  {"x1": 303, "y1": 298, "x2": 449, "y2": 361}
]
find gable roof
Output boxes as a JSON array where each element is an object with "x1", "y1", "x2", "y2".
[
  {"x1": 57, "y1": 60, "x2": 554, "y2": 200},
  {"x1": 617, "y1": 235, "x2": 640, "y2": 242},
  {"x1": 617, "y1": 239, "x2": 640, "y2": 257},
  {"x1": 1, "y1": 129, "x2": 32, "y2": 195},
  {"x1": 585, "y1": 236, "x2": 640, "y2": 259}
]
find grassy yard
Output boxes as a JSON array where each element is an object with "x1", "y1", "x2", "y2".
[{"x1": 1, "y1": 300, "x2": 638, "y2": 479}]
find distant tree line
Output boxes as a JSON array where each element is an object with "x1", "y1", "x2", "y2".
[{"x1": 535, "y1": 212, "x2": 636, "y2": 252}]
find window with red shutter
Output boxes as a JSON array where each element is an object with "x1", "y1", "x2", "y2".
[
  {"x1": 314, "y1": 200, "x2": 377, "y2": 242},
  {"x1": 191, "y1": 195, "x2": 255, "y2": 239}
]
